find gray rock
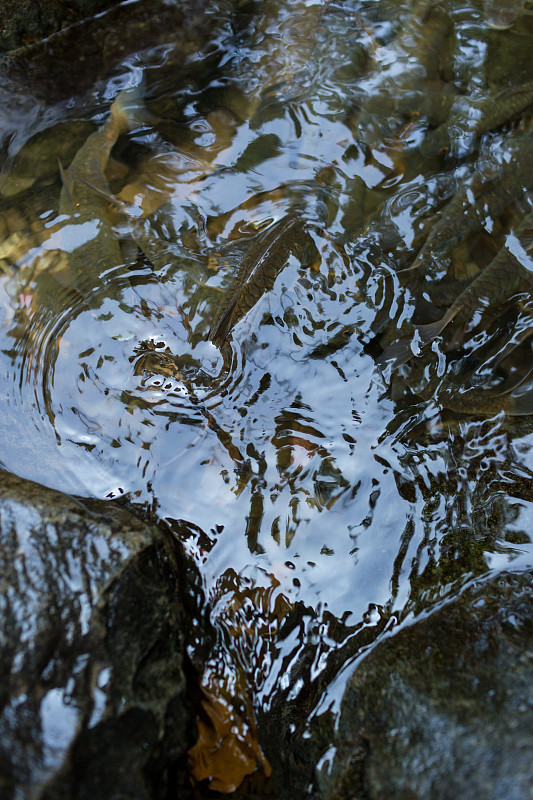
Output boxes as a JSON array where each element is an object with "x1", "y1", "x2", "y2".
[
  {"x1": 0, "y1": 472, "x2": 191, "y2": 800},
  {"x1": 321, "y1": 570, "x2": 533, "y2": 800}
]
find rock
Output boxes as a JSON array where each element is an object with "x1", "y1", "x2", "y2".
[
  {"x1": 0, "y1": 0, "x2": 122, "y2": 52},
  {"x1": 320, "y1": 570, "x2": 533, "y2": 800},
  {"x1": 0, "y1": 472, "x2": 192, "y2": 800},
  {"x1": 0, "y1": 0, "x2": 215, "y2": 104}
]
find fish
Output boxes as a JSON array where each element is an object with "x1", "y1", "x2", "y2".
[
  {"x1": 406, "y1": 137, "x2": 533, "y2": 277},
  {"x1": 66, "y1": 161, "x2": 194, "y2": 279},
  {"x1": 208, "y1": 216, "x2": 316, "y2": 346},
  {"x1": 354, "y1": 0, "x2": 453, "y2": 142},
  {"x1": 381, "y1": 207, "x2": 533, "y2": 367},
  {"x1": 476, "y1": 82, "x2": 533, "y2": 134},
  {"x1": 386, "y1": 316, "x2": 533, "y2": 416},
  {"x1": 117, "y1": 145, "x2": 216, "y2": 217},
  {"x1": 381, "y1": 0, "x2": 453, "y2": 86},
  {"x1": 423, "y1": 81, "x2": 533, "y2": 156},
  {"x1": 229, "y1": 0, "x2": 326, "y2": 123},
  {"x1": 403, "y1": 0, "x2": 454, "y2": 84},
  {"x1": 440, "y1": 381, "x2": 533, "y2": 416},
  {"x1": 58, "y1": 85, "x2": 148, "y2": 308}
]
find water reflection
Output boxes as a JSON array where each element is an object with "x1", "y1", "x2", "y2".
[{"x1": 2, "y1": 0, "x2": 533, "y2": 792}]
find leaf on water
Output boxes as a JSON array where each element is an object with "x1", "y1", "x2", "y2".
[{"x1": 187, "y1": 686, "x2": 271, "y2": 793}]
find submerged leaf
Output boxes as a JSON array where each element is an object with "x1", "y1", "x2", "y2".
[{"x1": 187, "y1": 685, "x2": 271, "y2": 793}]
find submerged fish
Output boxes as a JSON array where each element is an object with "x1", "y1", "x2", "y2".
[
  {"x1": 66, "y1": 162, "x2": 195, "y2": 279},
  {"x1": 476, "y1": 82, "x2": 533, "y2": 133},
  {"x1": 381, "y1": 0, "x2": 453, "y2": 87},
  {"x1": 440, "y1": 381, "x2": 533, "y2": 416},
  {"x1": 387, "y1": 318, "x2": 533, "y2": 416},
  {"x1": 117, "y1": 148, "x2": 214, "y2": 217},
  {"x1": 382, "y1": 207, "x2": 533, "y2": 367},
  {"x1": 407, "y1": 137, "x2": 533, "y2": 276},
  {"x1": 225, "y1": 0, "x2": 326, "y2": 124},
  {"x1": 209, "y1": 216, "x2": 317, "y2": 346},
  {"x1": 403, "y1": 0, "x2": 454, "y2": 84},
  {"x1": 423, "y1": 81, "x2": 533, "y2": 156},
  {"x1": 355, "y1": 0, "x2": 453, "y2": 141},
  {"x1": 58, "y1": 86, "x2": 145, "y2": 307}
]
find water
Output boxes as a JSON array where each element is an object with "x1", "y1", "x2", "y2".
[{"x1": 2, "y1": 0, "x2": 533, "y2": 792}]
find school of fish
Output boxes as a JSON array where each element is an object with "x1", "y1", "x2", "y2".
[{"x1": 2, "y1": 0, "x2": 533, "y2": 420}]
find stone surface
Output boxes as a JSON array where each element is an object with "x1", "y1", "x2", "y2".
[
  {"x1": 0, "y1": 0, "x2": 216, "y2": 104},
  {"x1": 320, "y1": 570, "x2": 533, "y2": 800},
  {"x1": 0, "y1": 472, "x2": 192, "y2": 800},
  {"x1": 0, "y1": 0, "x2": 122, "y2": 52}
]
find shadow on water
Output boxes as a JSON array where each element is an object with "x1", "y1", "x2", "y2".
[{"x1": 2, "y1": 0, "x2": 533, "y2": 795}]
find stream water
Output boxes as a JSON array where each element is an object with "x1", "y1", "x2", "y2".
[{"x1": 1, "y1": 0, "x2": 533, "y2": 792}]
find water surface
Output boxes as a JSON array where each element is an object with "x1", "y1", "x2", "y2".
[{"x1": 2, "y1": 0, "x2": 533, "y2": 790}]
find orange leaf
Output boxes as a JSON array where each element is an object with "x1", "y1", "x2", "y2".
[{"x1": 188, "y1": 687, "x2": 271, "y2": 793}]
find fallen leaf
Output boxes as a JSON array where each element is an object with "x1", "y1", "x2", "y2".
[{"x1": 188, "y1": 685, "x2": 271, "y2": 793}]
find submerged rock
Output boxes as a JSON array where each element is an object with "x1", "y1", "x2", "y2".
[
  {"x1": 0, "y1": 472, "x2": 191, "y2": 800},
  {"x1": 320, "y1": 570, "x2": 533, "y2": 800}
]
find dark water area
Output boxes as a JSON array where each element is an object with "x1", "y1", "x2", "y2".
[{"x1": 1, "y1": 0, "x2": 533, "y2": 793}]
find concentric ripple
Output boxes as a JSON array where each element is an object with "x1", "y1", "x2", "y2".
[{"x1": 3, "y1": 0, "x2": 533, "y2": 789}]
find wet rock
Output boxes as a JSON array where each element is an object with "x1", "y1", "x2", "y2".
[
  {"x1": 0, "y1": 0, "x2": 219, "y2": 104},
  {"x1": 320, "y1": 570, "x2": 533, "y2": 800},
  {"x1": 0, "y1": 0, "x2": 122, "y2": 52},
  {"x1": 0, "y1": 472, "x2": 192, "y2": 800}
]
